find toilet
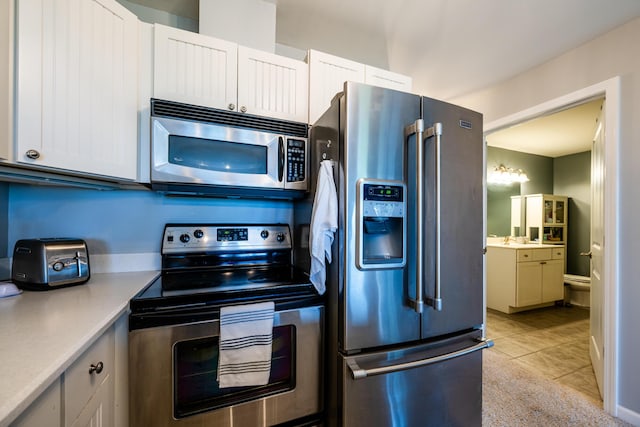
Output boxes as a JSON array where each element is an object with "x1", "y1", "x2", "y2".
[{"x1": 564, "y1": 274, "x2": 591, "y2": 308}]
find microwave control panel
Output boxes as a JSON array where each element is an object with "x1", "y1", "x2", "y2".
[{"x1": 287, "y1": 138, "x2": 306, "y2": 182}]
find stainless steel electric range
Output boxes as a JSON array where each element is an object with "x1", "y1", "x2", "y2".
[{"x1": 129, "y1": 224, "x2": 324, "y2": 427}]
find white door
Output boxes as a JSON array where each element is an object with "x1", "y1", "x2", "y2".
[{"x1": 590, "y1": 101, "x2": 605, "y2": 398}]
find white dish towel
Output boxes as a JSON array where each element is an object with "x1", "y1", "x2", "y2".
[
  {"x1": 309, "y1": 160, "x2": 338, "y2": 295},
  {"x1": 217, "y1": 301, "x2": 275, "y2": 388}
]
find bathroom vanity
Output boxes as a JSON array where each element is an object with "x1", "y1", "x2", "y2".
[{"x1": 486, "y1": 243, "x2": 565, "y2": 314}]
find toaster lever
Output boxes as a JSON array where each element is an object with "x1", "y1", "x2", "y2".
[{"x1": 75, "y1": 251, "x2": 82, "y2": 277}]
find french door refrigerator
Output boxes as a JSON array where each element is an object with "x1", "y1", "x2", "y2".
[{"x1": 304, "y1": 82, "x2": 492, "y2": 426}]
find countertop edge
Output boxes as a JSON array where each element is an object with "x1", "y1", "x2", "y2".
[{"x1": 0, "y1": 270, "x2": 159, "y2": 427}]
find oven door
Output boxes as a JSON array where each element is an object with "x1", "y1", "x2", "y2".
[
  {"x1": 129, "y1": 304, "x2": 323, "y2": 427},
  {"x1": 151, "y1": 116, "x2": 284, "y2": 190}
]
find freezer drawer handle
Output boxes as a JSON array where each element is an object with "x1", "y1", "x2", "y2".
[
  {"x1": 405, "y1": 119, "x2": 425, "y2": 313},
  {"x1": 347, "y1": 337, "x2": 494, "y2": 380}
]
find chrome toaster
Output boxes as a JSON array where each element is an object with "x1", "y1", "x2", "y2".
[{"x1": 11, "y1": 238, "x2": 90, "y2": 290}]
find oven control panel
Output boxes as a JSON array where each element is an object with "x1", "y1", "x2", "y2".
[{"x1": 162, "y1": 224, "x2": 292, "y2": 254}]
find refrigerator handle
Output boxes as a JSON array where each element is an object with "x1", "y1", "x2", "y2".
[
  {"x1": 404, "y1": 119, "x2": 425, "y2": 313},
  {"x1": 347, "y1": 338, "x2": 494, "y2": 379},
  {"x1": 425, "y1": 123, "x2": 443, "y2": 311}
]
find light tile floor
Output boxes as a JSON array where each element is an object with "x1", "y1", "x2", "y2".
[{"x1": 485, "y1": 305, "x2": 602, "y2": 404}]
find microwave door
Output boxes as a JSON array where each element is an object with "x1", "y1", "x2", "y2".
[{"x1": 151, "y1": 116, "x2": 284, "y2": 190}]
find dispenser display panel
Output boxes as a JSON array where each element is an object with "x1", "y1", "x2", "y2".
[{"x1": 356, "y1": 180, "x2": 406, "y2": 270}]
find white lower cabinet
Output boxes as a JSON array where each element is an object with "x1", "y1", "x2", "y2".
[
  {"x1": 487, "y1": 245, "x2": 565, "y2": 314},
  {"x1": 64, "y1": 325, "x2": 115, "y2": 427},
  {"x1": 12, "y1": 317, "x2": 126, "y2": 427},
  {"x1": 11, "y1": 380, "x2": 62, "y2": 427}
]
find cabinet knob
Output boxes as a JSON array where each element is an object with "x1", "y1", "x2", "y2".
[
  {"x1": 25, "y1": 149, "x2": 40, "y2": 160},
  {"x1": 228, "y1": 103, "x2": 235, "y2": 111},
  {"x1": 89, "y1": 361, "x2": 104, "y2": 375},
  {"x1": 240, "y1": 105, "x2": 247, "y2": 113}
]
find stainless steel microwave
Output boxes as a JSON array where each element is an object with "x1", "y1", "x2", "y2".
[{"x1": 150, "y1": 99, "x2": 309, "y2": 199}]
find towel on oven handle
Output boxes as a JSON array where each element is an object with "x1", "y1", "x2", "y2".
[{"x1": 217, "y1": 301, "x2": 275, "y2": 388}]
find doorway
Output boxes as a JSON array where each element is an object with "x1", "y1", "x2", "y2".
[{"x1": 482, "y1": 77, "x2": 620, "y2": 414}]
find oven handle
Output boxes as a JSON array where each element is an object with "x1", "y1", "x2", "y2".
[
  {"x1": 278, "y1": 136, "x2": 285, "y2": 182},
  {"x1": 347, "y1": 338, "x2": 493, "y2": 380}
]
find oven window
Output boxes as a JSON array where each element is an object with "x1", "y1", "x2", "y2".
[
  {"x1": 173, "y1": 325, "x2": 296, "y2": 419},
  {"x1": 168, "y1": 135, "x2": 267, "y2": 174}
]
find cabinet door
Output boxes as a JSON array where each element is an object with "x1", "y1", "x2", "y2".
[
  {"x1": 541, "y1": 259, "x2": 564, "y2": 302},
  {"x1": 69, "y1": 375, "x2": 113, "y2": 427},
  {"x1": 12, "y1": 379, "x2": 61, "y2": 427},
  {"x1": 16, "y1": 0, "x2": 138, "y2": 180},
  {"x1": 364, "y1": 65, "x2": 412, "y2": 92},
  {"x1": 65, "y1": 326, "x2": 114, "y2": 425},
  {"x1": 237, "y1": 46, "x2": 308, "y2": 123},
  {"x1": 307, "y1": 49, "x2": 365, "y2": 124},
  {"x1": 153, "y1": 23, "x2": 237, "y2": 112},
  {"x1": 516, "y1": 261, "x2": 542, "y2": 307}
]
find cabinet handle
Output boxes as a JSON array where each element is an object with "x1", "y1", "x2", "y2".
[
  {"x1": 228, "y1": 103, "x2": 235, "y2": 111},
  {"x1": 523, "y1": 254, "x2": 529, "y2": 258},
  {"x1": 540, "y1": 261, "x2": 547, "y2": 265},
  {"x1": 240, "y1": 105, "x2": 247, "y2": 113},
  {"x1": 25, "y1": 149, "x2": 40, "y2": 160},
  {"x1": 89, "y1": 361, "x2": 104, "y2": 375}
]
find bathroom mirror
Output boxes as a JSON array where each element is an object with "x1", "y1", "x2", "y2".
[{"x1": 487, "y1": 182, "x2": 521, "y2": 237}]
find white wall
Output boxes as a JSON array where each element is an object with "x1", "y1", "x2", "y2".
[
  {"x1": 117, "y1": 0, "x2": 198, "y2": 32},
  {"x1": 450, "y1": 16, "x2": 640, "y2": 422},
  {"x1": 200, "y1": 0, "x2": 276, "y2": 53}
]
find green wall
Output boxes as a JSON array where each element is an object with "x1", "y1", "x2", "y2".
[
  {"x1": 554, "y1": 151, "x2": 591, "y2": 276},
  {"x1": 486, "y1": 147, "x2": 553, "y2": 236},
  {"x1": 486, "y1": 147, "x2": 591, "y2": 276}
]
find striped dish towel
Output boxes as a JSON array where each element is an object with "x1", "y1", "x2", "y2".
[{"x1": 217, "y1": 301, "x2": 275, "y2": 388}]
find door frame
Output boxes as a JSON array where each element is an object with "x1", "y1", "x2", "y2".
[{"x1": 483, "y1": 77, "x2": 620, "y2": 414}]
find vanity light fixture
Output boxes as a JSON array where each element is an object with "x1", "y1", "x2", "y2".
[{"x1": 487, "y1": 164, "x2": 530, "y2": 185}]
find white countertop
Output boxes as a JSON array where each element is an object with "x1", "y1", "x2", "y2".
[
  {"x1": 487, "y1": 242, "x2": 565, "y2": 249},
  {"x1": 0, "y1": 270, "x2": 158, "y2": 427}
]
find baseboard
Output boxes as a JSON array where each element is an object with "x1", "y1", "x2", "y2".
[{"x1": 617, "y1": 405, "x2": 640, "y2": 426}]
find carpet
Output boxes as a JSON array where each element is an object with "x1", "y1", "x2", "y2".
[{"x1": 483, "y1": 349, "x2": 632, "y2": 426}]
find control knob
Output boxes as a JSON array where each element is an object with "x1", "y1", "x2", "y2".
[
  {"x1": 180, "y1": 233, "x2": 190, "y2": 243},
  {"x1": 193, "y1": 229, "x2": 204, "y2": 239},
  {"x1": 276, "y1": 232, "x2": 285, "y2": 243},
  {"x1": 260, "y1": 230, "x2": 269, "y2": 239}
]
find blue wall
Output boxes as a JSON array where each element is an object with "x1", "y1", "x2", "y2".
[{"x1": 8, "y1": 184, "x2": 294, "y2": 256}]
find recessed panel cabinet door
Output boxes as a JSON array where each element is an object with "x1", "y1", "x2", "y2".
[
  {"x1": 16, "y1": 0, "x2": 138, "y2": 180},
  {"x1": 153, "y1": 23, "x2": 238, "y2": 112}
]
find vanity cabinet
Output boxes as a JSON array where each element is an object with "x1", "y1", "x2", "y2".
[
  {"x1": 15, "y1": 0, "x2": 139, "y2": 180},
  {"x1": 153, "y1": 24, "x2": 309, "y2": 123},
  {"x1": 307, "y1": 49, "x2": 413, "y2": 124},
  {"x1": 487, "y1": 245, "x2": 565, "y2": 314}
]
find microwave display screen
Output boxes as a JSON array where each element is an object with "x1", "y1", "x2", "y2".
[{"x1": 169, "y1": 135, "x2": 267, "y2": 175}]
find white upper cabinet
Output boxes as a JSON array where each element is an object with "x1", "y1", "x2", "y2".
[
  {"x1": 237, "y1": 46, "x2": 308, "y2": 123},
  {"x1": 16, "y1": 0, "x2": 138, "y2": 180},
  {"x1": 153, "y1": 23, "x2": 238, "y2": 112},
  {"x1": 307, "y1": 49, "x2": 365, "y2": 124},
  {"x1": 153, "y1": 25, "x2": 308, "y2": 123},
  {"x1": 307, "y1": 50, "x2": 413, "y2": 124},
  {"x1": 364, "y1": 65, "x2": 413, "y2": 93}
]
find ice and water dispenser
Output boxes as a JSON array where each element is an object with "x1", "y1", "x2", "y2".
[{"x1": 356, "y1": 179, "x2": 406, "y2": 269}]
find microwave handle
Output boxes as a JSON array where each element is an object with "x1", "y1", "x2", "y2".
[{"x1": 278, "y1": 137, "x2": 285, "y2": 182}]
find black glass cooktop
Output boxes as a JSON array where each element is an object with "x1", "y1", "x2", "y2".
[{"x1": 130, "y1": 264, "x2": 316, "y2": 312}]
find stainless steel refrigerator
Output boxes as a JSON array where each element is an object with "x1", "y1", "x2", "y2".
[{"x1": 295, "y1": 82, "x2": 492, "y2": 427}]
